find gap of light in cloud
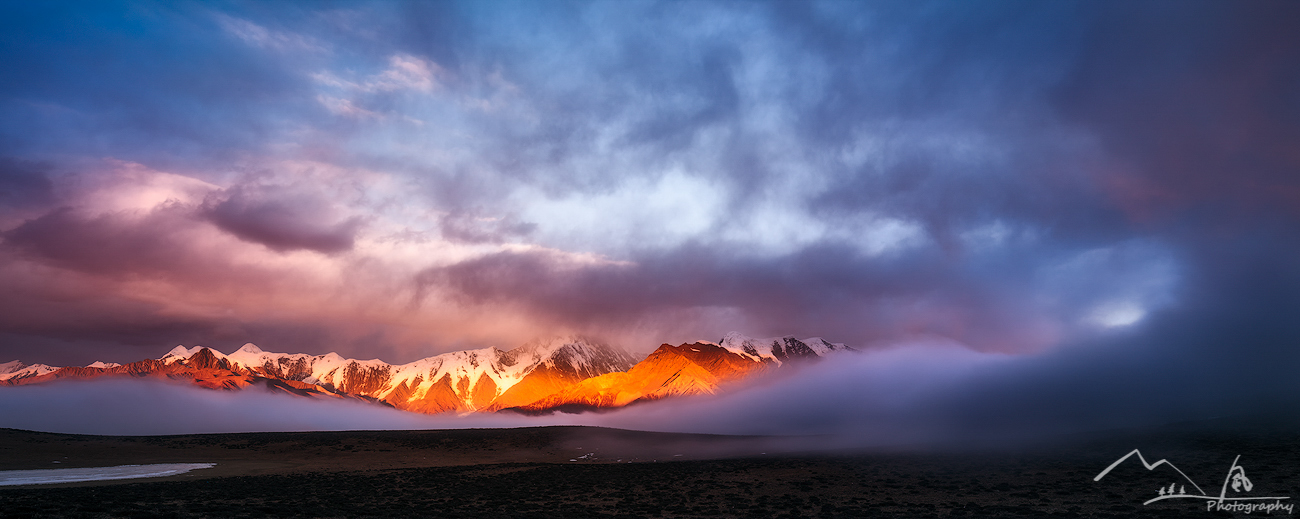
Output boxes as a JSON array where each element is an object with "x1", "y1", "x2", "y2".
[{"x1": 1089, "y1": 301, "x2": 1146, "y2": 328}]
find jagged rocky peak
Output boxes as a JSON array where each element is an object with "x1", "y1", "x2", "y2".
[
  {"x1": 511, "y1": 335, "x2": 596, "y2": 357},
  {"x1": 799, "y1": 337, "x2": 852, "y2": 355},
  {"x1": 502, "y1": 335, "x2": 636, "y2": 373},
  {"x1": 553, "y1": 336, "x2": 637, "y2": 370},
  {"x1": 184, "y1": 347, "x2": 230, "y2": 370},
  {"x1": 161, "y1": 345, "x2": 209, "y2": 363},
  {"x1": 717, "y1": 332, "x2": 851, "y2": 366}
]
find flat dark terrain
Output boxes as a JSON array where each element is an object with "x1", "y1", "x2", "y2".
[{"x1": 1, "y1": 421, "x2": 1297, "y2": 518}]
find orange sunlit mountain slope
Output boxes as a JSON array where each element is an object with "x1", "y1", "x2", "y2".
[{"x1": 0, "y1": 334, "x2": 851, "y2": 414}]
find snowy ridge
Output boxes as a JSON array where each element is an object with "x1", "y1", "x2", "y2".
[
  {"x1": 377, "y1": 335, "x2": 634, "y2": 409},
  {"x1": 5, "y1": 333, "x2": 848, "y2": 413},
  {"x1": 156, "y1": 336, "x2": 635, "y2": 411},
  {"x1": 717, "y1": 332, "x2": 851, "y2": 366},
  {"x1": 222, "y1": 343, "x2": 376, "y2": 387},
  {"x1": 0, "y1": 360, "x2": 24, "y2": 376},
  {"x1": 385, "y1": 346, "x2": 514, "y2": 408},
  {"x1": 801, "y1": 337, "x2": 845, "y2": 356}
]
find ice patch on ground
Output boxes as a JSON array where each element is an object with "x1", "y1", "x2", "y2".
[{"x1": 0, "y1": 463, "x2": 216, "y2": 486}]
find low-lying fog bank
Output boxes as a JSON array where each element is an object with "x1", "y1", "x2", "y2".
[{"x1": 3, "y1": 324, "x2": 1296, "y2": 452}]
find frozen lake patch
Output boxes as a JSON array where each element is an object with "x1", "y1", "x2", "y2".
[{"x1": 0, "y1": 463, "x2": 216, "y2": 486}]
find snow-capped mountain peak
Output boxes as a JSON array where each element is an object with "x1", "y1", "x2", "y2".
[
  {"x1": 235, "y1": 343, "x2": 264, "y2": 355},
  {"x1": 0, "y1": 362, "x2": 58, "y2": 382}
]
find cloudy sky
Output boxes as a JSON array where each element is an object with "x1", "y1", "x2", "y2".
[{"x1": 1, "y1": 0, "x2": 1298, "y2": 400}]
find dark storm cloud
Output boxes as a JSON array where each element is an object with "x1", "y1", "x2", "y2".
[
  {"x1": 0, "y1": 195, "x2": 367, "y2": 364},
  {"x1": 417, "y1": 237, "x2": 1135, "y2": 353},
  {"x1": 1054, "y1": 0, "x2": 1300, "y2": 221},
  {"x1": 0, "y1": 205, "x2": 240, "y2": 363},
  {"x1": 202, "y1": 186, "x2": 362, "y2": 254},
  {"x1": 402, "y1": 0, "x2": 1296, "y2": 345},
  {"x1": 0, "y1": 322, "x2": 224, "y2": 369},
  {"x1": 759, "y1": 2, "x2": 1130, "y2": 249},
  {"x1": 2, "y1": 206, "x2": 196, "y2": 277},
  {"x1": 419, "y1": 1, "x2": 1099, "y2": 227},
  {"x1": 383, "y1": 1, "x2": 758, "y2": 195}
]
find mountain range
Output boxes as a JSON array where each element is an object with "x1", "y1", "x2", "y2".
[{"x1": 0, "y1": 333, "x2": 851, "y2": 414}]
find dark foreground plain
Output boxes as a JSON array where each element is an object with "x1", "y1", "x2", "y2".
[{"x1": 1, "y1": 420, "x2": 1297, "y2": 518}]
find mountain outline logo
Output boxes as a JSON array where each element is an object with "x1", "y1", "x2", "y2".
[{"x1": 1094, "y1": 449, "x2": 1293, "y2": 514}]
